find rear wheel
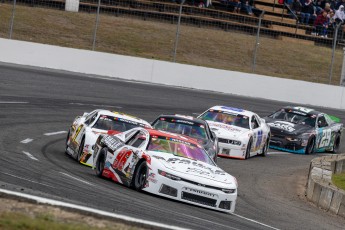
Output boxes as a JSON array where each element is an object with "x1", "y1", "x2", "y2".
[
  {"x1": 332, "y1": 134, "x2": 341, "y2": 154},
  {"x1": 95, "y1": 147, "x2": 107, "y2": 177},
  {"x1": 133, "y1": 161, "x2": 148, "y2": 191},
  {"x1": 77, "y1": 138, "x2": 85, "y2": 161},
  {"x1": 305, "y1": 136, "x2": 315, "y2": 155},
  {"x1": 245, "y1": 138, "x2": 253, "y2": 159}
]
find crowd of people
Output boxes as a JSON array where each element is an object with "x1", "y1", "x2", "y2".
[{"x1": 289, "y1": 0, "x2": 345, "y2": 37}]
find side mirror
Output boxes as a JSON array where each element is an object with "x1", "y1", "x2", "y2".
[{"x1": 83, "y1": 112, "x2": 88, "y2": 117}]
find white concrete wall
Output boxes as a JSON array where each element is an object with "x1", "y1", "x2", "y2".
[{"x1": 0, "y1": 38, "x2": 344, "y2": 110}]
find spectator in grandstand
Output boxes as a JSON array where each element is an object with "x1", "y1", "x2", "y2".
[
  {"x1": 223, "y1": 0, "x2": 241, "y2": 12},
  {"x1": 240, "y1": 0, "x2": 254, "y2": 15},
  {"x1": 313, "y1": 10, "x2": 330, "y2": 37},
  {"x1": 333, "y1": 5, "x2": 345, "y2": 23},
  {"x1": 324, "y1": 2, "x2": 332, "y2": 13},
  {"x1": 314, "y1": 0, "x2": 325, "y2": 14},
  {"x1": 336, "y1": 0, "x2": 345, "y2": 10},
  {"x1": 301, "y1": 0, "x2": 317, "y2": 24},
  {"x1": 290, "y1": 0, "x2": 303, "y2": 20}
]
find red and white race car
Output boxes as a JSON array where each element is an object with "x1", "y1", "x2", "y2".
[
  {"x1": 65, "y1": 109, "x2": 151, "y2": 166},
  {"x1": 92, "y1": 127, "x2": 238, "y2": 213}
]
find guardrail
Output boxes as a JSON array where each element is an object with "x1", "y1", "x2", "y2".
[
  {"x1": 1, "y1": 38, "x2": 345, "y2": 110},
  {"x1": 306, "y1": 154, "x2": 345, "y2": 217}
]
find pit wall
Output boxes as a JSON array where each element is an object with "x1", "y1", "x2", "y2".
[
  {"x1": 306, "y1": 154, "x2": 345, "y2": 217},
  {"x1": 1, "y1": 38, "x2": 345, "y2": 110}
]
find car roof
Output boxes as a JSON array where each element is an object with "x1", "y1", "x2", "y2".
[
  {"x1": 96, "y1": 110, "x2": 152, "y2": 127},
  {"x1": 282, "y1": 106, "x2": 322, "y2": 116},
  {"x1": 146, "y1": 128, "x2": 200, "y2": 146},
  {"x1": 155, "y1": 114, "x2": 208, "y2": 125},
  {"x1": 207, "y1": 105, "x2": 256, "y2": 117}
]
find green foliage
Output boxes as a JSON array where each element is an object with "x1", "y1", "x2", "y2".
[{"x1": 332, "y1": 173, "x2": 345, "y2": 190}]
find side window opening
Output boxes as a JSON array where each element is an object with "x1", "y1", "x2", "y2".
[
  {"x1": 126, "y1": 131, "x2": 147, "y2": 148},
  {"x1": 251, "y1": 116, "x2": 259, "y2": 129}
]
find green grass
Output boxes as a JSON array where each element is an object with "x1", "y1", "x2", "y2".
[
  {"x1": 0, "y1": 212, "x2": 141, "y2": 230},
  {"x1": 0, "y1": 3, "x2": 342, "y2": 85},
  {"x1": 332, "y1": 173, "x2": 345, "y2": 190}
]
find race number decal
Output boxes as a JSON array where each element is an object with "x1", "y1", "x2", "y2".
[
  {"x1": 113, "y1": 148, "x2": 132, "y2": 171},
  {"x1": 319, "y1": 129, "x2": 332, "y2": 148}
]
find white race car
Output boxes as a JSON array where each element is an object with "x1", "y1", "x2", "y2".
[
  {"x1": 93, "y1": 127, "x2": 238, "y2": 213},
  {"x1": 198, "y1": 106, "x2": 270, "y2": 159},
  {"x1": 65, "y1": 109, "x2": 151, "y2": 166}
]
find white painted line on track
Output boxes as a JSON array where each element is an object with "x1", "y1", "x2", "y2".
[
  {"x1": 20, "y1": 138, "x2": 33, "y2": 144},
  {"x1": 1, "y1": 172, "x2": 55, "y2": 188},
  {"x1": 44, "y1": 131, "x2": 67, "y2": 136},
  {"x1": 267, "y1": 152, "x2": 291, "y2": 155},
  {"x1": 232, "y1": 213, "x2": 280, "y2": 230},
  {"x1": 0, "y1": 188, "x2": 189, "y2": 230},
  {"x1": 59, "y1": 172, "x2": 94, "y2": 186},
  {"x1": 69, "y1": 102, "x2": 122, "y2": 109},
  {"x1": 0, "y1": 101, "x2": 28, "y2": 104},
  {"x1": 22, "y1": 151, "x2": 39, "y2": 161}
]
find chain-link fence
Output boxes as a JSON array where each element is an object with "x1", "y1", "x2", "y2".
[{"x1": 0, "y1": 0, "x2": 344, "y2": 85}]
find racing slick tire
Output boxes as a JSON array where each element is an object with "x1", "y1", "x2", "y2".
[
  {"x1": 133, "y1": 160, "x2": 149, "y2": 191},
  {"x1": 332, "y1": 133, "x2": 341, "y2": 154},
  {"x1": 77, "y1": 137, "x2": 85, "y2": 161},
  {"x1": 261, "y1": 138, "x2": 269, "y2": 157},
  {"x1": 245, "y1": 138, "x2": 253, "y2": 159},
  {"x1": 95, "y1": 147, "x2": 107, "y2": 177},
  {"x1": 305, "y1": 136, "x2": 315, "y2": 155}
]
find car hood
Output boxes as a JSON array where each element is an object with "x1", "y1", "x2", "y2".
[
  {"x1": 149, "y1": 152, "x2": 236, "y2": 186},
  {"x1": 206, "y1": 121, "x2": 249, "y2": 138},
  {"x1": 264, "y1": 118, "x2": 314, "y2": 136}
]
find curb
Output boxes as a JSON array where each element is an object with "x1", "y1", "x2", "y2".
[{"x1": 306, "y1": 154, "x2": 345, "y2": 217}]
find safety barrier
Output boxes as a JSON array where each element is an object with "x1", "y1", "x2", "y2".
[
  {"x1": 1, "y1": 38, "x2": 345, "y2": 110},
  {"x1": 306, "y1": 154, "x2": 345, "y2": 217}
]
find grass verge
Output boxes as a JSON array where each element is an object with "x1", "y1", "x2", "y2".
[
  {"x1": 0, "y1": 3, "x2": 342, "y2": 84},
  {"x1": 0, "y1": 197, "x2": 145, "y2": 230},
  {"x1": 332, "y1": 173, "x2": 345, "y2": 190}
]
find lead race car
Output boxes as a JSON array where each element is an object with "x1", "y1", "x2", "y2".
[
  {"x1": 65, "y1": 109, "x2": 151, "y2": 166},
  {"x1": 151, "y1": 114, "x2": 218, "y2": 162},
  {"x1": 92, "y1": 127, "x2": 238, "y2": 213},
  {"x1": 264, "y1": 106, "x2": 343, "y2": 154},
  {"x1": 198, "y1": 106, "x2": 270, "y2": 159}
]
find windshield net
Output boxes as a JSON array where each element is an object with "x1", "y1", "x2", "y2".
[
  {"x1": 200, "y1": 110, "x2": 249, "y2": 129},
  {"x1": 93, "y1": 115, "x2": 144, "y2": 131},
  {"x1": 147, "y1": 136, "x2": 214, "y2": 165},
  {"x1": 152, "y1": 118, "x2": 207, "y2": 141},
  {"x1": 269, "y1": 109, "x2": 316, "y2": 127}
]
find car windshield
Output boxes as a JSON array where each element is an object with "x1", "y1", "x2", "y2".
[
  {"x1": 269, "y1": 109, "x2": 316, "y2": 127},
  {"x1": 93, "y1": 115, "x2": 144, "y2": 132},
  {"x1": 147, "y1": 136, "x2": 214, "y2": 165},
  {"x1": 152, "y1": 118, "x2": 208, "y2": 142},
  {"x1": 200, "y1": 110, "x2": 249, "y2": 129}
]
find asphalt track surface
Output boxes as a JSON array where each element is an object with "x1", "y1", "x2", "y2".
[{"x1": 1, "y1": 62, "x2": 345, "y2": 230}]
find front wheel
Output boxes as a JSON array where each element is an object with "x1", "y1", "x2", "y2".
[
  {"x1": 245, "y1": 138, "x2": 252, "y2": 159},
  {"x1": 305, "y1": 136, "x2": 315, "y2": 155},
  {"x1": 95, "y1": 147, "x2": 107, "y2": 177},
  {"x1": 261, "y1": 138, "x2": 269, "y2": 157},
  {"x1": 133, "y1": 161, "x2": 148, "y2": 191},
  {"x1": 77, "y1": 138, "x2": 85, "y2": 161}
]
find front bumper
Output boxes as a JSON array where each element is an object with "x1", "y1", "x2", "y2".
[
  {"x1": 217, "y1": 142, "x2": 246, "y2": 159},
  {"x1": 269, "y1": 136, "x2": 306, "y2": 154},
  {"x1": 143, "y1": 172, "x2": 237, "y2": 213}
]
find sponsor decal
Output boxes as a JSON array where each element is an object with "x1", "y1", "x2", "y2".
[
  {"x1": 175, "y1": 120, "x2": 194, "y2": 125},
  {"x1": 268, "y1": 121, "x2": 295, "y2": 132},
  {"x1": 210, "y1": 123, "x2": 241, "y2": 132},
  {"x1": 101, "y1": 136, "x2": 124, "y2": 151},
  {"x1": 220, "y1": 106, "x2": 244, "y2": 113},
  {"x1": 184, "y1": 187, "x2": 216, "y2": 198}
]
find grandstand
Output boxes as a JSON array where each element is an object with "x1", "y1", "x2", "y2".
[{"x1": 14, "y1": 0, "x2": 340, "y2": 46}]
